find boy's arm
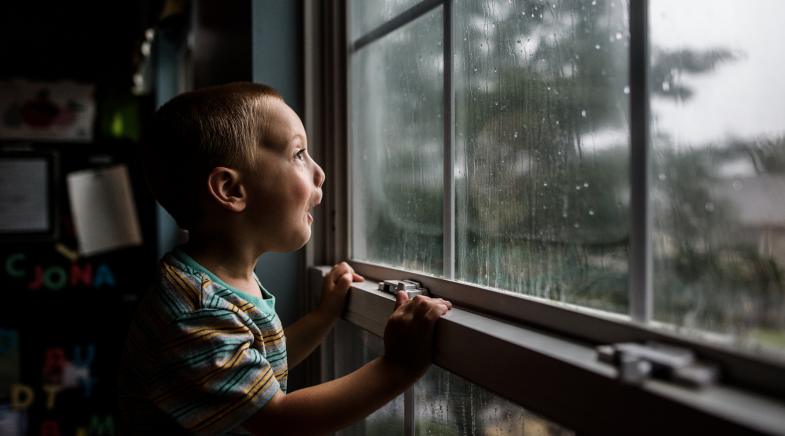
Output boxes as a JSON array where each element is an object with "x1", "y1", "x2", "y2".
[
  {"x1": 284, "y1": 262, "x2": 363, "y2": 369},
  {"x1": 246, "y1": 292, "x2": 452, "y2": 435}
]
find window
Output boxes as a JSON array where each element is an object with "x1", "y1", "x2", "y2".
[
  {"x1": 306, "y1": 0, "x2": 785, "y2": 434},
  {"x1": 349, "y1": 0, "x2": 785, "y2": 354},
  {"x1": 649, "y1": 0, "x2": 785, "y2": 353}
]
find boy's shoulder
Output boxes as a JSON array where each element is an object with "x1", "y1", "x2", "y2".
[
  {"x1": 137, "y1": 251, "x2": 276, "y2": 324},
  {"x1": 142, "y1": 253, "x2": 226, "y2": 319}
]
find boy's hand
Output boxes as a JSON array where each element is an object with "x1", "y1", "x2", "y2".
[
  {"x1": 319, "y1": 262, "x2": 364, "y2": 320},
  {"x1": 383, "y1": 291, "x2": 452, "y2": 377}
]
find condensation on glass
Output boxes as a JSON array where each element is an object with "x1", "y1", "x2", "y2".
[
  {"x1": 350, "y1": 7, "x2": 444, "y2": 275},
  {"x1": 334, "y1": 321, "x2": 405, "y2": 436},
  {"x1": 650, "y1": 0, "x2": 785, "y2": 354},
  {"x1": 415, "y1": 366, "x2": 574, "y2": 436},
  {"x1": 453, "y1": 0, "x2": 630, "y2": 312}
]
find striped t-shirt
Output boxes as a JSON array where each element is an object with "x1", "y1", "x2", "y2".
[{"x1": 119, "y1": 249, "x2": 288, "y2": 435}]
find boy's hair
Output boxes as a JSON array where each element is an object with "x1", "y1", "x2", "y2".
[{"x1": 143, "y1": 82, "x2": 282, "y2": 230}]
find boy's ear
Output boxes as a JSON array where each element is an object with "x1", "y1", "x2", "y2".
[{"x1": 206, "y1": 167, "x2": 247, "y2": 212}]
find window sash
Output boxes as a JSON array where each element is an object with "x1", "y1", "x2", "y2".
[
  {"x1": 348, "y1": 0, "x2": 654, "y2": 319},
  {"x1": 328, "y1": 0, "x2": 785, "y2": 432}
]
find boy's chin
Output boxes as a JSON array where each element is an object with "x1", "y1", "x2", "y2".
[{"x1": 279, "y1": 229, "x2": 311, "y2": 252}]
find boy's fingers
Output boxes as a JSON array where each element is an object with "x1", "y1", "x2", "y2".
[
  {"x1": 425, "y1": 304, "x2": 450, "y2": 321},
  {"x1": 394, "y1": 290, "x2": 409, "y2": 310},
  {"x1": 352, "y1": 273, "x2": 364, "y2": 282},
  {"x1": 330, "y1": 262, "x2": 357, "y2": 284},
  {"x1": 330, "y1": 263, "x2": 349, "y2": 279},
  {"x1": 336, "y1": 272, "x2": 353, "y2": 289},
  {"x1": 433, "y1": 298, "x2": 452, "y2": 309},
  {"x1": 421, "y1": 306, "x2": 442, "y2": 323}
]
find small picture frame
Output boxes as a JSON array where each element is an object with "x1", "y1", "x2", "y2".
[
  {"x1": 0, "y1": 149, "x2": 59, "y2": 242},
  {"x1": 0, "y1": 80, "x2": 95, "y2": 142}
]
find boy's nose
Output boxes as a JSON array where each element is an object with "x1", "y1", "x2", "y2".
[{"x1": 314, "y1": 162, "x2": 325, "y2": 188}]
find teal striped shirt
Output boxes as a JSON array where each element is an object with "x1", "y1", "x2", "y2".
[{"x1": 120, "y1": 249, "x2": 287, "y2": 435}]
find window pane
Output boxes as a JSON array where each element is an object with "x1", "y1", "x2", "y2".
[
  {"x1": 334, "y1": 322, "x2": 404, "y2": 436},
  {"x1": 351, "y1": 8, "x2": 444, "y2": 275},
  {"x1": 454, "y1": 0, "x2": 630, "y2": 312},
  {"x1": 650, "y1": 0, "x2": 785, "y2": 354},
  {"x1": 350, "y1": 0, "x2": 423, "y2": 42},
  {"x1": 415, "y1": 366, "x2": 574, "y2": 436}
]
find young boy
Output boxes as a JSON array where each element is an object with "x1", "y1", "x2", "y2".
[{"x1": 119, "y1": 82, "x2": 452, "y2": 435}]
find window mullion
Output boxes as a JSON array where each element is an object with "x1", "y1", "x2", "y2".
[
  {"x1": 629, "y1": 0, "x2": 652, "y2": 323},
  {"x1": 443, "y1": 0, "x2": 455, "y2": 280},
  {"x1": 404, "y1": 386, "x2": 415, "y2": 436}
]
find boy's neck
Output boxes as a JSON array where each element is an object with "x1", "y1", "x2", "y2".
[{"x1": 181, "y1": 230, "x2": 261, "y2": 290}]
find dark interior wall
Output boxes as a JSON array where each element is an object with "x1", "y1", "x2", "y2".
[{"x1": 192, "y1": 0, "x2": 253, "y2": 88}]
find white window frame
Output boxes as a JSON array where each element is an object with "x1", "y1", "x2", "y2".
[{"x1": 304, "y1": 1, "x2": 785, "y2": 434}]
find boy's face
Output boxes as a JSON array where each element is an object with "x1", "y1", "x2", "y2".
[{"x1": 244, "y1": 98, "x2": 325, "y2": 252}]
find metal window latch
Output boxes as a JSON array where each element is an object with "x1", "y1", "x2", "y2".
[
  {"x1": 596, "y1": 341, "x2": 719, "y2": 388},
  {"x1": 378, "y1": 279, "x2": 429, "y2": 299}
]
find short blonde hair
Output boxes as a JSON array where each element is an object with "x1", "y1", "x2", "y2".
[{"x1": 142, "y1": 82, "x2": 282, "y2": 229}]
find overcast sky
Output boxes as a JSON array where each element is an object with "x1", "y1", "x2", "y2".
[{"x1": 650, "y1": 0, "x2": 785, "y2": 146}]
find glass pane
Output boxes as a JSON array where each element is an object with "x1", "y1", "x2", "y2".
[
  {"x1": 351, "y1": 8, "x2": 444, "y2": 275},
  {"x1": 334, "y1": 321, "x2": 405, "y2": 436},
  {"x1": 651, "y1": 0, "x2": 785, "y2": 354},
  {"x1": 415, "y1": 366, "x2": 573, "y2": 436},
  {"x1": 350, "y1": 0, "x2": 423, "y2": 42},
  {"x1": 454, "y1": 0, "x2": 630, "y2": 312}
]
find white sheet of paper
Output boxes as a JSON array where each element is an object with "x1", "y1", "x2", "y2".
[
  {"x1": 0, "y1": 158, "x2": 49, "y2": 233},
  {"x1": 67, "y1": 164, "x2": 143, "y2": 256}
]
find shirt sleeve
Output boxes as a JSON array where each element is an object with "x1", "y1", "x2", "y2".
[{"x1": 149, "y1": 308, "x2": 281, "y2": 435}]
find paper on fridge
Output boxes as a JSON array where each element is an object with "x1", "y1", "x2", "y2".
[{"x1": 67, "y1": 164, "x2": 142, "y2": 256}]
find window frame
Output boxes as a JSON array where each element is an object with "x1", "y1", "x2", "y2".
[{"x1": 304, "y1": 0, "x2": 785, "y2": 434}]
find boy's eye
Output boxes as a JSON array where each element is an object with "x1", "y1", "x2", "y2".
[{"x1": 295, "y1": 149, "x2": 306, "y2": 160}]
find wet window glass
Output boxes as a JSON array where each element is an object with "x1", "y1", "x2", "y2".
[
  {"x1": 415, "y1": 366, "x2": 574, "y2": 435},
  {"x1": 351, "y1": 7, "x2": 444, "y2": 275},
  {"x1": 350, "y1": 0, "x2": 423, "y2": 42},
  {"x1": 650, "y1": 0, "x2": 785, "y2": 353},
  {"x1": 349, "y1": 0, "x2": 785, "y2": 356},
  {"x1": 334, "y1": 322, "x2": 405, "y2": 436},
  {"x1": 453, "y1": 0, "x2": 630, "y2": 312}
]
